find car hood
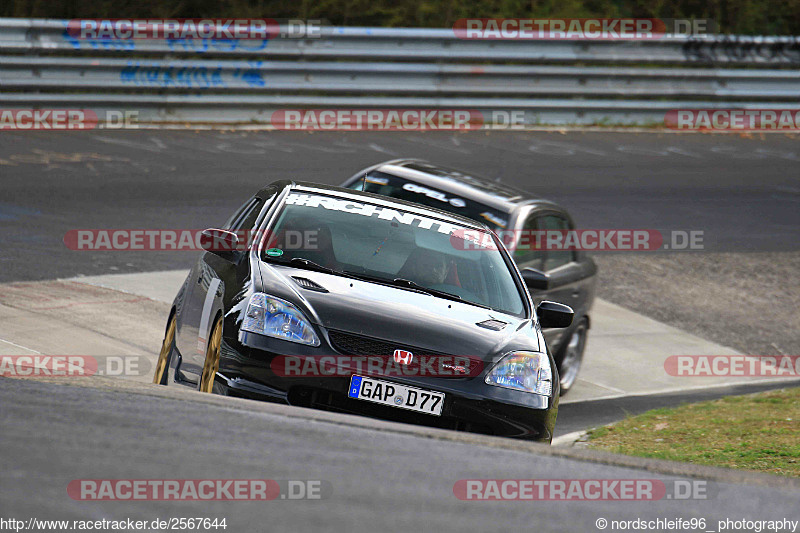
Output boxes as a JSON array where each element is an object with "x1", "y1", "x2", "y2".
[{"x1": 256, "y1": 261, "x2": 538, "y2": 359}]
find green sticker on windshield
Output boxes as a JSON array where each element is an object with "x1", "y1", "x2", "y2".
[{"x1": 266, "y1": 248, "x2": 284, "y2": 257}]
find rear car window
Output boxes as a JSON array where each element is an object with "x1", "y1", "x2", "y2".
[{"x1": 346, "y1": 172, "x2": 510, "y2": 232}]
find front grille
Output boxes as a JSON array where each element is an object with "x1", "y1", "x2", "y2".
[{"x1": 327, "y1": 330, "x2": 448, "y2": 357}]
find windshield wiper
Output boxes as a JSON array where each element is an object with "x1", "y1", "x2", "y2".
[
  {"x1": 272, "y1": 261, "x2": 488, "y2": 309},
  {"x1": 267, "y1": 256, "x2": 358, "y2": 280},
  {"x1": 389, "y1": 278, "x2": 470, "y2": 304},
  {"x1": 287, "y1": 257, "x2": 337, "y2": 274},
  {"x1": 391, "y1": 278, "x2": 491, "y2": 309},
  {"x1": 344, "y1": 271, "x2": 487, "y2": 308}
]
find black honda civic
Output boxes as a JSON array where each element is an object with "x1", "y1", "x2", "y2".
[
  {"x1": 342, "y1": 160, "x2": 598, "y2": 395},
  {"x1": 153, "y1": 181, "x2": 573, "y2": 442}
]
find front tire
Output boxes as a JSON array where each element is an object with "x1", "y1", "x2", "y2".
[
  {"x1": 153, "y1": 315, "x2": 176, "y2": 385},
  {"x1": 557, "y1": 318, "x2": 587, "y2": 395},
  {"x1": 199, "y1": 317, "x2": 223, "y2": 393}
]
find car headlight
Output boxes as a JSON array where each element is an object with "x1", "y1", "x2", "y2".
[
  {"x1": 485, "y1": 351, "x2": 553, "y2": 396},
  {"x1": 241, "y1": 293, "x2": 320, "y2": 346}
]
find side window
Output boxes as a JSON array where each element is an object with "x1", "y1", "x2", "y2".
[
  {"x1": 224, "y1": 197, "x2": 263, "y2": 232},
  {"x1": 236, "y1": 198, "x2": 264, "y2": 233},
  {"x1": 542, "y1": 215, "x2": 574, "y2": 271},
  {"x1": 514, "y1": 215, "x2": 545, "y2": 270}
]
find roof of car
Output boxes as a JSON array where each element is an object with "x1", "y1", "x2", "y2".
[
  {"x1": 368, "y1": 159, "x2": 556, "y2": 213},
  {"x1": 263, "y1": 180, "x2": 494, "y2": 231}
]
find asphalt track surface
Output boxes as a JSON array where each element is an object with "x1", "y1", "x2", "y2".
[
  {"x1": 2, "y1": 378, "x2": 799, "y2": 530},
  {"x1": 1, "y1": 130, "x2": 799, "y2": 282}
]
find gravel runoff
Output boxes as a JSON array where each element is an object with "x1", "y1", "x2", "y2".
[{"x1": 591, "y1": 251, "x2": 800, "y2": 357}]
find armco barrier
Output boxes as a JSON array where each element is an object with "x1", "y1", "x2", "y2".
[{"x1": 0, "y1": 18, "x2": 798, "y2": 126}]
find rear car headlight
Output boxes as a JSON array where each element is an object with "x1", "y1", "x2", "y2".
[
  {"x1": 241, "y1": 293, "x2": 320, "y2": 346},
  {"x1": 485, "y1": 351, "x2": 553, "y2": 396}
]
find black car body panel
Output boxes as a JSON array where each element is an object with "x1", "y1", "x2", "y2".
[
  {"x1": 259, "y1": 264, "x2": 537, "y2": 355},
  {"x1": 164, "y1": 181, "x2": 561, "y2": 442}
]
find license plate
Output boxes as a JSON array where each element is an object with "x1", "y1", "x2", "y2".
[{"x1": 348, "y1": 375, "x2": 445, "y2": 416}]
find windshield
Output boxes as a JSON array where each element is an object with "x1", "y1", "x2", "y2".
[
  {"x1": 261, "y1": 192, "x2": 526, "y2": 317},
  {"x1": 346, "y1": 171, "x2": 511, "y2": 231}
]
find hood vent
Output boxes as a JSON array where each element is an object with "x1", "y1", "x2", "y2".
[
  {"x1": 476, "y1": 319, "x2": 507, "y2": 331},
  {"x1": 291, "y1": 276, "x2": 328, "y2": 293}
]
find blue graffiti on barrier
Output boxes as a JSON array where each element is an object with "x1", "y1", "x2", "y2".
[
  {"x1": 60, "y1": 20, "x2": 269, "y2": 54},
  {"x1": 166, "y1": 38, "x2": 270, "y2": 53},
  {"x1": 232, "y1": 62, "x2": 266, "y2": 87},
  {"x1": 63, "y1": 31, "x2": 136, "y2": 51},
  {"x1": 119, "y1": 61, "x2": 267, "y2": 88},
  {"x1": 120, "y1": 62, "x2": 225, "y2": 88}
]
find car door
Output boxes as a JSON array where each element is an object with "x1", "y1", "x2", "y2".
[
  {"x1": 515, "y1": 210, "x2": 596, "y2": 351},
  {"x1": 175, "y1": 195, "x2": 265, "y2": 383}
]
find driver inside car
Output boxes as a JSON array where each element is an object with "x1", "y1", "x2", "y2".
[{"x1": 399, "y1": 248, "x2": 448, "y2": 287}]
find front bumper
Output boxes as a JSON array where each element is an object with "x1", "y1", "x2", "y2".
[{"x1": 218, "y1": 331, "x2": 558, "y2": 443}]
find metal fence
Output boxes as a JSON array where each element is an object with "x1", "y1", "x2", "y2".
[{"x1": 1, "y1": 18, "x2": 799, "y2": 126}]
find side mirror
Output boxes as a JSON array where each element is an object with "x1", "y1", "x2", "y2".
[
  {"x1": 537, "y1": 301, "x2": 574, "y2": 329},
  {"x1": 521, "y1": 268, "x2": 550, "y2": 291},
  {"x1": 200, "y1": 228, "x2": 240, "y2": 257}
]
